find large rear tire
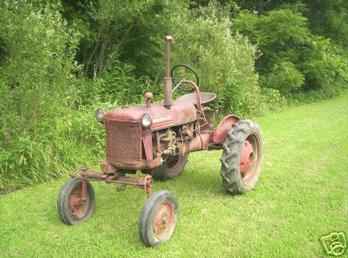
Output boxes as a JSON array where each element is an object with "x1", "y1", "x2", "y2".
[
  {"x1": 151, "y1": 154, "x2": 188, "y2": 181},
  {"x1": 220, "y1": 120, "x2": 263, "y2": 194}
]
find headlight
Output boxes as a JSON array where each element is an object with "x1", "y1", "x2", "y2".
[
  {"x1": 95, "y1": 108, "x2": 105, "y2": 122},
  {"x1": 141, "y1": 113, "x2": 152, "y2": 128}
]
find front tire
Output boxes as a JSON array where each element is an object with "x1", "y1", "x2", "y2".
[
  {"x1": 57, "y1": 177, "x2": 96, "y2": 225},
  {"x1": 139, "y1": 191, "x2": 178, "y2": 247},
  {"x1": 220, "y1": 120, "x2": 263, "y2": 194}
]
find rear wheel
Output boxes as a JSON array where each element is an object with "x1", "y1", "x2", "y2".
[
  {"x1": 57, "y1": 177, "x2": 95, "y2": 225},
  {"x1": 139, "y1": 191, "x2": 178, "y2": 246},
  {"x1": 151, "y1": 154, "x2": 188, "y2": 180},
  {"x1": 220, "y1": 120, "x2": 263, "y2": 194}
]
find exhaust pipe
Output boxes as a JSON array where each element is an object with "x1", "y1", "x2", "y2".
[{"x1": 163, "y1": 35, "x2": 174, "y2": 109}]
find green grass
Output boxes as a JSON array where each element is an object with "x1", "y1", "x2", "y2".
[{"x1": 1, "y1": 92, "x2": 348, "y2": 258}]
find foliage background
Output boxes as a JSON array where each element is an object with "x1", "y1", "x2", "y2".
[{"x1": 0, "y1": 0, "x2": 347, "y2": 191}]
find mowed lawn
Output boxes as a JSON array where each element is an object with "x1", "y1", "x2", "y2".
[{"x1": 1, "y1": 92, "x2": 348, "y2": 258}]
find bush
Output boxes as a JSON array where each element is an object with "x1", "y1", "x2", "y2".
[
  {"x1": 0, "y1": 2, "x2": 95, "y2": 191},
  {"x1": 262, "y1": 60, "x2": 305, "y2": 95},
  {"x1": 233, "y1": 9, "x2": 311, "y2": 71},
  {"x1": 0, "y1": 104, "x2": 105, "y2": 191},
  {"x1": 260, "y1": 87, "x2": 286, "y2": 111},
  {"x1": 233, "y1": 8, "x2": 348, "y2": 99},
  {"x1": 302, "y1": 36, "x2": 348, "y2": 96},
  {"x1": 170, "y1": 3, "x2": 263, "y2": 116},
  {"x1": 75, "y1": 0, "x2": 184, "y2": 79},
  {"x1": 98, "y1": 62, "x2": 154, "y2": 105}
]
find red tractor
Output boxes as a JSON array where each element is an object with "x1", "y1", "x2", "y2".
[{"x1": 57, "y1": 35, "x2": 263, "y2": 246}]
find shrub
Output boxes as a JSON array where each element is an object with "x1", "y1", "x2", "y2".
[
  {"x1": 170, "y1": 3, "x2": 262, "y2": 116},
  {"x1": 232, "y1": 8, "x2": 348, "y2": 99},
  {"x1": 98, "y1": 61, "x2": 153, "y2": 105},
  {"x1": 233, "y1": 9, "x2": 311, "y2": 72},
  {"x1": 260, "y1": 87, "x2": 286, "y2": 111},
  {"x1": 262, "y1": 60, "x2": 305, "y2": 95},
  {"x1": 0, "y1": 2, "x2": 86, "y2": 191},
  {"x1": 302, "y1": 36, "x2": 348, "y2": 96},
  {"x1": 74, "y1": 0, "x2": 185, "y2": 79}
]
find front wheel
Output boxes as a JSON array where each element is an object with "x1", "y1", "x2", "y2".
[
  {"x1": 220, "y1": 120, "x2": 263, "y2": 194},
  {"x1": 139, "y1": 191, "x2": 178, "y2": 246},
  {"x1": 57, "y1": 177, "x2": 96, "y2": 225}
]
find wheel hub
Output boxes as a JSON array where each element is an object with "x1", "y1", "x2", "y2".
[
  {"x1": 240, "y1": 139, "x2": 255, "y2": 175},
  {"x1": 69, "y1": 183, "x2": 87, "y2": 218},
  {"x1": 153, "y1": 202, "x2": 175, "y2": 240}
]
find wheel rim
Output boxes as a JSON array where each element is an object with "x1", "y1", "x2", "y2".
[
  {"x1": 68, "y1": 181, "x2": 88, "y2": 219},
  {"x1": 152, "y1": 201, "x2": 176, "y2": 241},
  {"x1": 240, "y1": 134, "x2": 260, "y2": 184}
]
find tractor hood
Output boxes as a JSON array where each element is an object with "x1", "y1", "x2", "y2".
[{"x1": 104, "y1": 102, "x2": 197, "y2": 131}]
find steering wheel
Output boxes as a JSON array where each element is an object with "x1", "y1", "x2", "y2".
[{"x1": 170, "y1": 64, "x2": 200, "y2": 90}]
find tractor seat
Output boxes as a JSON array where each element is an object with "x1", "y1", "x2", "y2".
[{"x1": 174, "y1": 92, "x2": 216, "y2": 105}]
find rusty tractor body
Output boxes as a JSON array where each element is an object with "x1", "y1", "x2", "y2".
[{"x1": 57, "y1": 35, "x2": 263, "y2": 247}]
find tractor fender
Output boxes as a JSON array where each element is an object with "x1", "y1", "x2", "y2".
[{"x1": 211, "y1": 114, "x2": 240, "y2": 144}]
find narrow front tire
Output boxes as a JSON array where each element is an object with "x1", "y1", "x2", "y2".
[
  {"x1": 139, "y1": 191, "x2": 178, "y2": 246},
  {"x1": 57, "y1": 177, "x2": 96, "y2": 225}
]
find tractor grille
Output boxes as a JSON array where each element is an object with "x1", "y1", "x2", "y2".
[{"x1": 105, "y1": 120, "x2": 142, "y2": 164}]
